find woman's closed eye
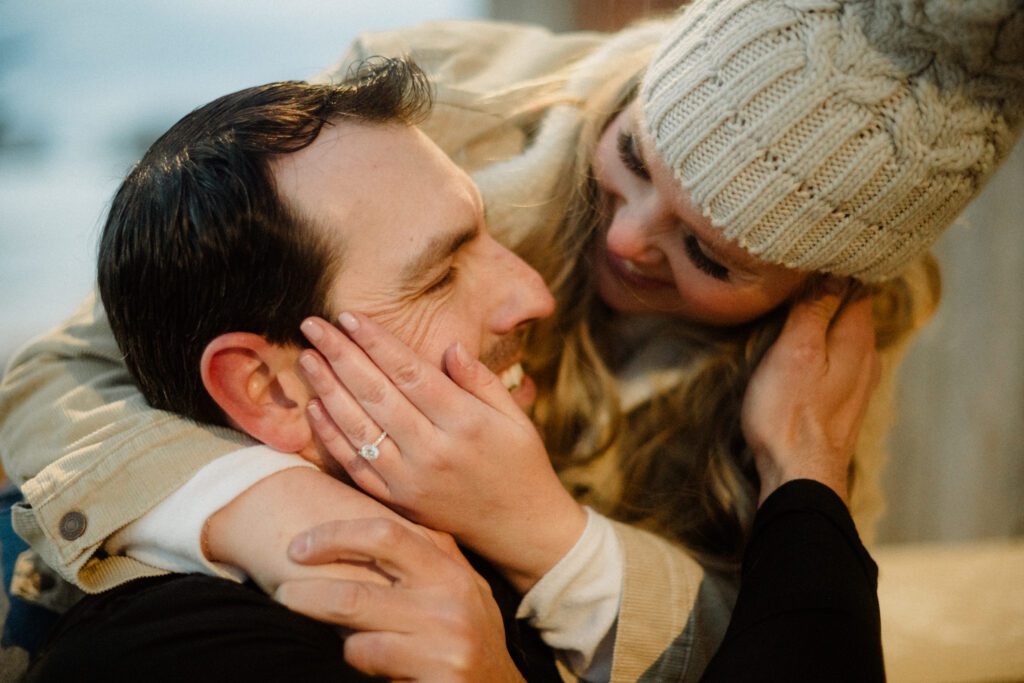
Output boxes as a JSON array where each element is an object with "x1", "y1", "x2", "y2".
[
  {"x1": 617, "y1": 131, "x2": 650, "y2": 181},
  {"x1": 684, "y1": 234, "x2": 730, "y2": 281}
]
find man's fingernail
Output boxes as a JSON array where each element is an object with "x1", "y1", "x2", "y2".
[
  {"x1": 338, "y1": 312, "x2": 359, "y2": 332},
  {"x1": 301, "y1": 319, "x2": 323, "y2": 341},
  {"x1": 453, "y1": 342, "x2": 471, "y2": 368},
  {"x1": 289, "y1": 533, "x2": 310, "y2": 559},
  {"x1": 822, "y1": 276, "x2": 847, "y2": 296}
]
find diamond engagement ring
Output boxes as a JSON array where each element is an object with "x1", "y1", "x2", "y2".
[{"x1": 358, "y1": 431, "x2": 387, "y2": 461}]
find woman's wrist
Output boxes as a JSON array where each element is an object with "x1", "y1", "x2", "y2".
[{"x1": 482, "y1": 495, "x2": 590, "y2": 594}]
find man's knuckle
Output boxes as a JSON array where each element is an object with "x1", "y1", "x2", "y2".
[
  {"x1": 795, "y1": 300, "x2": 836, "y2": 326},
  {"x1": 367, "y1": 518, "x2": 404, "y2": 549},
  {"x1": 444, "y1": 644, "x2": 473, "y2": 675},
  {"x1": 330, "y1": 583, "x2": 366, "y2": 617},
  {"x1": 780, "y1": 341, "x2": 819, "y2": 367}
]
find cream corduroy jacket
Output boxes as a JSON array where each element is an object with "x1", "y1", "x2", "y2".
[{"x1": 0, "y1": 20, "x2": 770, "y2": 682}]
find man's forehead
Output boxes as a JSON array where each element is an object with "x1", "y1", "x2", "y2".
[
  {"x1": 273, "y1": 119, "x2": 483, "y2": 290},
  {"x1": 276, "y1": 121, "x2": 472, "y2": 226}
]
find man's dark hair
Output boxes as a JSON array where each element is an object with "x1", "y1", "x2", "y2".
[{"x1": 98, "y1": 57, "x2": 432, "y2": 425}]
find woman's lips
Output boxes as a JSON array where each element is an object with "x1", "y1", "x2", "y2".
[{"x1": 605, "y1": 250, "x2": 675, "y2": 291}]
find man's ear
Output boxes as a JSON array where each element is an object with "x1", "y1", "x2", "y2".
[{"x1": 200, "y1": 333, "x2": 312, "y2": 453}]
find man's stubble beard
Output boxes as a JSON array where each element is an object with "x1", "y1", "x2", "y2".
[{"x1": 478, "y1": 330, "x2": 526, "y2": 374}]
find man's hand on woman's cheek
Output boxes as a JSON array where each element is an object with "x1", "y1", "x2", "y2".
[
  {"x1": 298, "y1": 313, "x2": 588, "y2": 593},
  {"x1": 741, "y1": 279, "x2": 881, "y2": 505}
]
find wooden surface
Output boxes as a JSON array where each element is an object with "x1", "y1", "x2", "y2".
[{"x1": 876, "y1": 539, "x2": 1024, "y2": 682}]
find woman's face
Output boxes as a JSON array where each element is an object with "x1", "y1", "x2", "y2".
[{"x1": 592, "y1": 100, "x2": 808, "y2": 326}]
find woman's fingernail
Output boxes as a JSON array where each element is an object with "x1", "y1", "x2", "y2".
[
  {"x1": 453, "y1": 342, "x2": 471, "y2": 368},
  {"x1": 289, "y1": 533, "x2": 310, "y2": 559},
  {"x1": 301, "y1": 318, "x2": 323, "y2": 341},
  {"x1": 307, "y1": 401, "x2": 323, "y2": 421},
  {"x1": 339, "y1": 312, "x2": 359, "y2": 332},
  {"x1": 299, "y1": 354, "x2": 319, "y2": 374}
]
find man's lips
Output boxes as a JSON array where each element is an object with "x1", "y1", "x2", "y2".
[{"x1": 605, "y1": 250, "x2": 675, "y2": 291}]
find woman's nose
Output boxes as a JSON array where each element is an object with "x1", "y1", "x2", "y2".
[{"x1": 605, "y1": 200, "x2": 672, "y2": 265}]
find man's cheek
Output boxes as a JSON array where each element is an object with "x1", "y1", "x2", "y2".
[{"x1": 379, "y1": 304, "x2": 459, "y2": 370}]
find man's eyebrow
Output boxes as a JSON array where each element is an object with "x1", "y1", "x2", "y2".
[{"x1": 400, "y1": 222, "x2": 480, "y2": 284}]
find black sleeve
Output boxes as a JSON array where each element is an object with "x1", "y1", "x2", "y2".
[
  {"x1": 26, "y1": 565, "x2": 561, "y2": 683},
  {"x1": 700, "y1": 480, "x2": 885, "y2": 683},
  {"x1": 25, "y1": 574, "x2": 380, "y2": 683}
]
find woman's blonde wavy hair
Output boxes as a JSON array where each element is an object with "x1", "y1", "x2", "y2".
[{"x1": 512, "y1": 50, "x2": 941, "y2": 568}]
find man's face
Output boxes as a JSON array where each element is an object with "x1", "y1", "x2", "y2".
[{"x1": 272, "y1": 120, "x2": 555, "y2": 407}]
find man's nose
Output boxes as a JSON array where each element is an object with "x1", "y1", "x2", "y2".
[{"x1": 491, "y1": 246, "x2": 555, "y2": 335}]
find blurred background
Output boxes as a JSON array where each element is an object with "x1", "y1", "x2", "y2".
[
  {"x1": 0, "y1": 0, "x2": 487, "y2": 360},
  {"x1": 1, "y1": 2, "x2": 1021, "y2": 677}
]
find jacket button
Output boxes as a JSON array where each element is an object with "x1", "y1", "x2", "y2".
[{"x1": 59, "y1": 511, "x2": 87, "y2": 540}]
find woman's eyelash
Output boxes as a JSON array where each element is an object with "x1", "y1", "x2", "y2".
[
  {"x1": 617, "y1": 131, "x2": 651, "y2": 181},
  {"x1": 684, "y1": 235, "x2": 729, "y2": 281},
  {"x1": 425, "y1": 267, "x2": 457, "y2": 294}
]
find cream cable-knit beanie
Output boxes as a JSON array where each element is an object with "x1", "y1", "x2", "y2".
[{"x1": 642, "y1": 0, "x2": 1024, "y2": 281}]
